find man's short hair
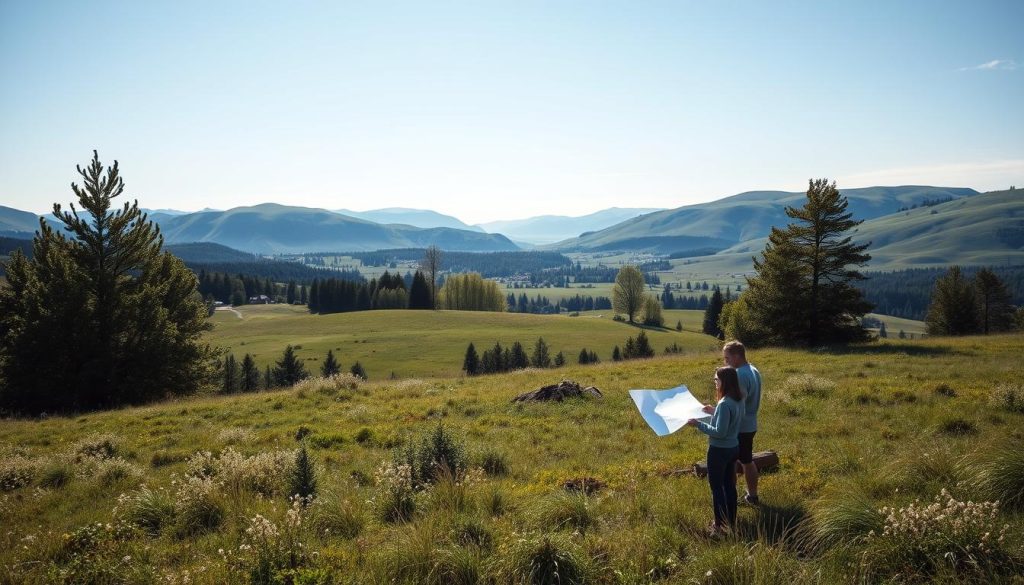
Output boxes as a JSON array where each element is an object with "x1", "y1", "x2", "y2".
[{"x1": 723, "y1": 340, "x2": 746, "y2": 359}]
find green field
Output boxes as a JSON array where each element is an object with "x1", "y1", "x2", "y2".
[
  {"x1": 208, "y1": 305, "x2": 718, "y2": 379},
  {"x1": 1, "y1": 332, "x2": 1022, "y2": 583}
]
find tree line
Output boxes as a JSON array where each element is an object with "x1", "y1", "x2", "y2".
[
  {"x1": 462, "y1": 329, "x2": 659, "y2": 376},
  {"x1": 342, "y1": 249, "x2": 573, "y2": 278},
  {"x1": 220, "y1": 345, "x2": 368, "y2": 393},
  {"x1": 858, "y1": 266, "x2": 1023, "y2": 321},
  {"x1": 308, "y1": 270, "x2": 434, "y2": 314}
]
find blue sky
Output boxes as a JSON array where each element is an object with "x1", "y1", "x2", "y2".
[{"x1": 1, "y1": 1, "x2": 1021, "y2": 224}]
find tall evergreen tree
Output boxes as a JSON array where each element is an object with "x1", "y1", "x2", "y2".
[
  {"x1": 612, "y1": 265, "x2": 645, "y2": 323},
  {"x1": 578, "y1": 348, "x2": 590, "y2": 365},
  {"x1": 925, "y1": 266, "x2": 980, "y2": 336},
  {"x1": 509, "y1": 341, "x2": 529, "y2": 370},
  {"x1": 553, "y1": 352, "x2": 565, "y2": 367},
  {"x1": 702, "y1": 288, "x2": 725, "y2": 337},
  {"x1": 222, "y1": 354, "x2": 239, "y2": 394},
  {"x1": 273, "y1": 345, "x2": 309, "y2": 387},
  {"x1": 350, "y1": 361, "x2": 367, "y2": 380},
  {"x1": 741, "y1": 178, "x2": 872, "y2": 346},
  {"x1": 240, "y1": 354, "x2": 260, "y2": 392},
  {"x1": 289, "y1": 442, "x2": 317, "y2": 501},
  {"x1": 286, "y1": 281, "x2": 297, "y2": 304},
  {"x1": 408, "y1": 271, "x2": 433, "y2": 309},
  {"x1": 878, "y1": 322, "x2": 888, "y2": 339},
  {"x1": 612, "y1": 346, "x2": 622, "y2": 361},
  {"x1": 462, "y1": 343, "x2": 480, "y2": 376},
  {"x1": 974, "y1": 268, "x2": 1015, "y2": 334},
  {"x1": 321, "y1": 349, "x2": 341, "y2": 377},
  {"x1": 530, "y1": 337, "x2": 551, "y2": 368},
  {"x1": 0, "y1": 151, "x2": 215, "y2": 413}
]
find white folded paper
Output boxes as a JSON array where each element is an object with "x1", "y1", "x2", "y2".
[{"x1": 629, "y1": 385, "x2": 710, "y2": 436}]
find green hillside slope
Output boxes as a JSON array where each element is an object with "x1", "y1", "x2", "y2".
[{"x1": 554, "y1": 186, "x2": 978, "y2": 253}]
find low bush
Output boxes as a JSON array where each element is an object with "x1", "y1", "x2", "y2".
[
  {"x1": 0, "y1": 454, "x2": 36, "y2": 491},
  {"x1": 992, "y1": 382, "x2": 1024, "y2": 413},
  {"x1": 863, "y1": 489, "x2": 1015, "y2": 581},
  {"x1": 72, "y1": 433, "x2": 122, "y2": 460},
  {"x1": 186, "y1": 448, "x2": 297, "y2": 497}
]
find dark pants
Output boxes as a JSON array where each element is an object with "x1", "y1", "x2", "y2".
[{"x1": 707, "y1": 445, "x2": 739, "y2": 527}]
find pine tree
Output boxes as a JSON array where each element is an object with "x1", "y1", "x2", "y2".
[
  {"x1": 741, "y1": 178, "x2": 873, "y2": 346},
  {"x1": 462, "y1": 343, "x2": 480, "y2": 376},
  {"x1": 408, "y1": 271, "x2": 433, "y2": 309},
  {"x1": 578, "y1": 348, "x2": 590, "y2": 365},
  {"x1": 973, "y1": 268, "x2": 1015, "y2": 334},
  {"x1": 702, "y1": 288, "x2": 725, "y2": 337},
  {"x1": 240, "y1": 354, "x2": 260, "y2": 392},
  {"x1": 0, "y1": 151, "x2": 215, "y2": 413},
  {"x1": 612, "y1": 346, "x2": 622, "y2": 361},
  {"x1": 286, "y1": 281, "x2": 297, "y2": 304},
  {"x1": 925, "y1": 266, "x2": 979, "y2": 336},
  {"x1": 624, "y1": 337, "x2": 636, "y2": 359},
  {"x1": 676, "y1": 320, "x2": 683, "y2": 332},
  {"x1": 222, "y1": 354, "x2": 239, "y2": 394},
  {"x1": 289, "y1": 442, "x2": 317, "y2": 502},
  {"x1": 350, "y1": 361, "x2": 367, "y2": 380},
  {"x1": 509, "y1": 341, "x2": 529, "y2": 370},
  {"x1": 878, "y1": 322, "x2": 888, "y2": 339},
  {"x1": 273, "y1": 345, "x2": 309, "y2": 387},
  {"x1": 321, "y1": 349, "x2": 341, "y2": 377},
  {"x1": 634, "y1": 331, "x2": 655, "y2": 358},
  {"x1": 531, "y1": 337, "x2": 551, "y2": 368},
  {"x1": 553, "y1": 352, "x2": 565, "y2": 367},
  {"x1": 612, "y1": 265, "x2": 645, "y2": 323}
]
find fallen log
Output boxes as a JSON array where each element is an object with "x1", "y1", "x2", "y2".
[{"x1": 691, "y1": 451, "x2": 779, "y2": 478}]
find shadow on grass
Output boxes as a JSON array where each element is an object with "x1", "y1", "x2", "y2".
[
  {"x1": 734, "y1": 500, "x2": 808, "y2": 549},
  {"x1": 815, "y1": 343, "x2": 958, "y2": 357}
]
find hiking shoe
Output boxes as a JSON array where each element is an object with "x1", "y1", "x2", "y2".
[{"x1": 743, "y1": 493, "x2": 760, "y2": 506}]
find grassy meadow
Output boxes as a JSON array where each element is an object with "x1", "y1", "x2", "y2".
[
  {"x1": 207, "y1": 305, "x2": 717, "y2": 379},
  {"x1": 2, "y1": 329, "x2": 1023, "y2": 583}
]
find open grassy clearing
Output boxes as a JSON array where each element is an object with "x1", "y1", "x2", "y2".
[
  {"x1": 207, "y1": 305, "x2": 716, "y2": 379},
  {"x1": 1, "y1": 333, "x2": 1022, "y2": 583}
]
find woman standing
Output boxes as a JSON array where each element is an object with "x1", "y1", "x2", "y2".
[{"x1": 687, "y1": 366, "x2": 744, "y2": 534}]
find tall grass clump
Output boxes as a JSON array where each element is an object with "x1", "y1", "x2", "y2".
[
  {"x1": 781, "y1": 374, "x2": 836, "y2": 398},
  {"x1": 37, "y1": 455, "x2": 74, "y2": 489},
  {"x1": 173, "y1": 475, "x2": 225, "y2": 535},
  {"x1": 804, "y1": 484, "x2": 882, "y2": 551},
  {"x1": 535, "y1": 492, "x2": 598, "y2": 535},
  {"x1": 372, "y1": 461, "x2": 416, "y2": 523},
  {"x1": 309, "y1": 491, "x2": 364, "y2": 539},
  {"x1": 863, "y1": 489, "x2": 1016, "y2": 581},
  {"x1": 115, "y1": 486, "x2": 176, "y2": 536},
  {"x1": 478, "y1": 448, "x2": 510, "y2": 477},
  {"x1": 962, "y1": 444, "x2": 1024, "y2": 511},
  {"x1": 221, "y1": 498, "x2": 311, "y2": 585},
  {"x1": 992, "y1": 382, "x2": 1024, "y2": 413},
  {"x1": 491, "y1": 532, "x2": 589, "y2": 585}
]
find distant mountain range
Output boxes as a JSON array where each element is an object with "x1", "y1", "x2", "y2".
[
  {"x1": 4, "y1": 186, "x2": 1020, "y2": 269},
  {"x1": 549, "y1": 186, "x2": 981, "y2": 254},
  {"x1": 334, "y1": 208, "x2": 484, "y2": 232},
  {"x1": 477, "y1": 208, "x2": 663, "y2": 245}
]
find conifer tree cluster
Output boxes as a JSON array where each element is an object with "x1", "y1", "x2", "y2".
[
  {"x1": 925, "y1": 266, "x2": 1017, "y2": 336},
  {"x1": 577, "y1": 348, "x2": 600, "y2": 365},
  {"x1": 308, "y1": 270, "x2": 430, "y2": 314},
  {"x1": 0, "y1": 152, "x2": 216, "y2": 413},
  {"x1": 462, "y1": 337, "x2": 567, "y2": 375},
  {"x1": 619, "y1": 330, "x2": 655, "y2": 359}
]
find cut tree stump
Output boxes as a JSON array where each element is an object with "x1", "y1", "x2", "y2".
[{"x1": 691, "y1": 451, "x2": 779, "y2": 478}]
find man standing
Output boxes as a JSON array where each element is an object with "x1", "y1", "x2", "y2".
[{"x1": 723, "y1": 340, "x2": 762, "y2": 505}]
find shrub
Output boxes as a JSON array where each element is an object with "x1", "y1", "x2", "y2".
[
  {"x1": 92, "y1": 457, "x2": 144, "y2": 487},
  {"x1": 0, "y1": 454, "x2": 35, "y2": 491},
  {"x1": 221, "y1": 500, "x2": 311, "y2": 585},
  {"x1": 150, "y1": 450, "x2": 188, "y2": 467},
  {"x1": 992, "y1": 382, "x2": 1024, "y2": 413},
  {"x1": 933, "y1": 383, "x2": 957, "y2": 398},
  {"x1": 373, "y1": 461, "x2": 416, "y2": 523},
  {"x1": 308, "y1": 433, "x2": 346, "y2": 449},
  {"x1": 293, "y1": 373, "x2": 362, "y2": 396},
  {"x1": 396, "y1": 424, "x2": 468, "y2": 489},
  {"x1": 186, "y1": 448, "x2": 297, "y2": 497},
  {"x1": 218, "y1": 427, "x2": 256, "y2": 445},
  {"x1": 781, "y1": 374, "x2": 836, "y2": 398},
  {"x1": 354, "y1": 428, "x2": 374, "y2": 445},
  {"x1": 72, "y1": 433, "x2": 122, "y2": 460},
  {"x1": 492, "y1": 532, "x2": 587, "y2": 585},
  {"x1": 864, "y1": 489, "x2": 1014, "y2": 580}
]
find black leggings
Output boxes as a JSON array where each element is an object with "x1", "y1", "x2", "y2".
[{"x1": 707, "y1": 445, "x2": 739, "y2": 527}]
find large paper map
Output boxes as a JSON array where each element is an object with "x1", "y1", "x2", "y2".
[{"x1": 629, "y1": 385, "x2": 710, "y2": 436}]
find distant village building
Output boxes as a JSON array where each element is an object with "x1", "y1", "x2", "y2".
[{"x1": 248, "y1": 294, "x2": 272, "y2": 304}]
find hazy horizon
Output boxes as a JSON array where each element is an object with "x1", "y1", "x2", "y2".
[{"x1": 2, "y1": 1, "x2": 1021, "y2": 224}]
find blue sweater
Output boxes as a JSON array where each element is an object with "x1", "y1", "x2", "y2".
[
  {"x1": 737, "y1": 363, "x2": 762, "y2": 433},
  {"x1": 695, "y1": 396, "x2": 743, "y2": 448}
]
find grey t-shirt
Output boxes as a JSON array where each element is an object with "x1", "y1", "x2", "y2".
[{"x1": 737, "y1": 363, "x2": 762, "y2": 433}]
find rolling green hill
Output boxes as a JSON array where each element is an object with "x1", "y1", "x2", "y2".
[
  {"x1": 206, "y1": 305, "x2": 717, "y2": 378},
  {"x1": 552, "y1": 186, "x2": 978, "y2": 253},
  {"x1": 717, "y1": 189, "x2": 1024, "y2": 270}
]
